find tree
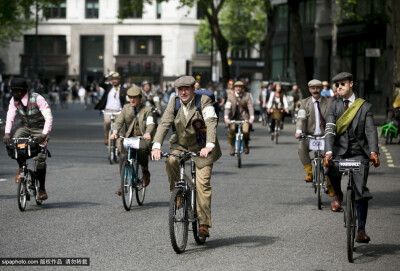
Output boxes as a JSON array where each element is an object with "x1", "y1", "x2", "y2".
[
  {"x1": 0, "y1": 0, "x2": 62, "y2": 48},
  {"x1": 391, "y1": 0, "x2": 400, "y2": 89}
]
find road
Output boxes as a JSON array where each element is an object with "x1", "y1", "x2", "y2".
[{"x1": 0, "y1": 104, "x2": 400, "y2": 270}]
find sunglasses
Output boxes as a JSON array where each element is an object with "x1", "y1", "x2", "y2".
[{"x1": 335, "y1": 82, "x2": 346, "y2": 88}]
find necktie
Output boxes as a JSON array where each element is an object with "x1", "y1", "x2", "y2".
[
  {"x1": 315, "y1": 101, "x2": 326, "y2": 129},
  {"x1": 344, "y1": 100, "x2": 349, "y2": 111}
]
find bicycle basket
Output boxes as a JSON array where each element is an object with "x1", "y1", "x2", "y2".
[
  {"x1": 271, "y1": 110, "x2": 284, "y2": 120},
  {"x1": 6, "y1": 138, "x2": 41, "y2": 160}
]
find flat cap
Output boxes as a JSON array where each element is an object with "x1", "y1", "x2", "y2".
[
  {"x1": 174, "y1": 76, "x2": 196, "y2": 88},
  {"x1": 111, "y1": 72, "x2": 121, "y2": 79},
  {"x1": 332, "y1": 72, "x2": 353, "y2": 82},
  {"x1": 308, "y1": 79, "x2": 323, "y2": 87},
  {"x1": 127, "y1": 86, "x2": 142, "y2": 96},
  {"x1": 10, "y1": 77, "x2": 30, "y2": 90},
  {"x1": 234, "y1": 81, "x2": 244, "y2": 87},
  {"x1": 142, "y1": 80, "x2": 150, "y2": 86}
]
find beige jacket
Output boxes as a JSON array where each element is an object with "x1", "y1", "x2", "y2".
[
  {"x1": 296, "y1": 96, "x2": 332, "y2": 134},
  {"x1": 153, "y1": 95, "x2": 222, "y2": 168},
  {"x1": 224, "y1": 92, "x2": 254, "y2": 120}
]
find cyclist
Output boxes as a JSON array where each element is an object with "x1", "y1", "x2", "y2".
[
  {"x1": 224, "y1": 81, "x2": 255, "y2": 155},
  {"x1": 151, "y1": 75, "x2": 222, "y2": 238},
  {"x1": 2, "y1": 77, "x2": 53, "y2": 200},
  {"x1": 94, "y1": 72, "x2": 128, "y2": 145},
  {"x1": 142, "y1": 81, "x2": 162, "y2": 116},
  {"x1": 257, "y1": 81, "x2": 271, "y2": 122},
  {"x1": 321, "y1": 81, "x2": 334, "y2": 98},
  {"x1": 110, "y1": 86, "x2": 156, "y2": 195},
  {"x1": 324, "y1": 72, "x2": 380, "y2": 243},
  {"x1": 266, "y1": 83, "x2": 289, "y2": 137},
  {"x1": 294, "y1": 80, "x2": 333, "y2": 195}
]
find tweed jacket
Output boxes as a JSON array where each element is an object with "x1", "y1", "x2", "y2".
[
  {"x1": 113, "y1": 103, "x2": 156, "y2": 139},
  {"x1": 141, "y1": 90, "x2": 161, "y2": 109},
  {"x1": 324, "y1": 96, "x2": 379, "y2": 156},
  {"x1": 94, "y1": 76, "x2": 127, "y2": 110},
  {"x1": 224, "y1": 92, "x2": 254, "y2": 120},
  {"x1": 296, "y1": 96, "x2": 332, "y2": 135},
  {"x1": 153, "y1": 95, "x2": 222, "y2": 168}
]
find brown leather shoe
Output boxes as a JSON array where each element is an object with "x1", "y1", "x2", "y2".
[
  {"x1": 142, "y1": 170, "x2": 150, "y2": 187},
  {"x1": 115, "y1": 188, "x2": 122, "y2": 196},
  {"x1": 104, "y1": 139, "x2": 108, "y2": 145},
  {"x1": 198, "y1": 224, "x2": 210, "y2": 237},
  {"x1": 15, "y1": 168, "x2": 22, "y2": 183},
  {"x1": 244, "y1": 145, "x2": 249, "y2": 154},
  {"x1": 230, "y1": 145, "x2": 235, "y2": 156},
  {"x1": 356, "y1": 230, "x2": 371, "y2": 243},
  {"x1": 330, "y1": 195, "x2": 342, "y2": 212},
  {"x1": 39, "y1": 190, "x2": 48, "y2": 200},
  {"x1": 304, "y1": 173, "x2": 313, "y2": 182}
]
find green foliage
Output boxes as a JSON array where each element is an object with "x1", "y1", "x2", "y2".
[
  {"x1": 195, "y1": 19, "x2": 212, "y2": 52},
  {"x1": 334, "y1": 0, "x2": 390, "y2": 25},
  {"x1": 0, "y1": 0, "x2": 62, "y2": 47}
]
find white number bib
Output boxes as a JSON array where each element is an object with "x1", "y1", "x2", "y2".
[
  {"x1": 309, "y1": 139, "x2": 325, "y2": 151},
  {"x1": 123, "y1": 138, "x2": 140, "y2": 149}
]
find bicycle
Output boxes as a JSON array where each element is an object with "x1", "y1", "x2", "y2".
[
  {"x1": 6, "y1": 136, "x2": 46, "y2": 211},
  {"x1": 380, "y1": 120, "x2": 398, "y2": 145},
  {"x1": 331, "y1": 158, "x2": 371, "y2": 263},
  {"x1": 161, "y1": 151, "x2": 207, "y2": 254},
  {"x1": 102, "y1": 110, "x2": 121, "y2": 164},
  {"x1": 230, "y1": 120, "x2": 248, "y2": 168},
  {"x1": 271, "y1": 109, "x2": 284, "y2": 144},
  {"x1": 120, "y1": 136, "x2": 146, "y2": 211},
  {"x1": 300, "y1": 134, "x2": 327, "y2": 210}
]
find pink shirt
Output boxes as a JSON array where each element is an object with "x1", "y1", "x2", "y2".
[{"x1": 5, "y1": 92, "x2": 53, "y2": 134}]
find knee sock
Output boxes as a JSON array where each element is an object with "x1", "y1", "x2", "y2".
[{"x1": 36, "y1": 168, "x2": 46, "y2": 191}]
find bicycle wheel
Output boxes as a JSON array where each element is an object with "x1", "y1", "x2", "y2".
[
  {"x1": 193, "y1": 219, "x2": 206, "y2": 245},
  {"x1": 237, "y1": 138, "x2": 241, "y2": 168},
  {"x1": 31, "y1": 170, "x2": 42, "y2": 206},
  {"x1": 385, "y1": 132, "x2": 390, "y2": 145},
  {"x1": 121, "y1": 161, "x2": 134, "y2": 211},
  {"x1": 114, "y1": 140, "x2": 119, "y2": 163},
  {"x1": 169, "y1": 188, "x2": 188, "y2": 253},
  {"x1": 108, "y1": 132, "x2": 114, "y2": 164},
  {"x1": 346, "y1": 189, "x2": 355, "y2": 263},
  {"x1": 134, "y1": 163, "x2": 146, "y2": 206},
  {"x1": 17, "y1": 179, "x2": 27, "y2": 211},
  {"x1": 275, "y1": 122, "x2": 279, "y2": 144},
  {"x1": 316, "y1": 162, "x2": 322, "y2": 210}
]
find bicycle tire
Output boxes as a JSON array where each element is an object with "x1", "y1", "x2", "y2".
[
  {"x1": 114, "y1": 141, "x2": 119, "y2": 163},
  {"x1": 312, "y1": 161, "x2": 317, "y2": 193},
  {"x1": 169, "y1": 188, "x2": 188, "y2": 254},
  {"x1": 31, "y1": 170, "x2": 42, "y2": 206},
  {"x1": 193, "y1": 219, "x2": 206, "y2": 245},
  {"x1": 121, "y1": 161, "x2": 133, "y2": 211},
  {"x1": 316, "y1": 161, "x2": 322, "y2": 210},
  {"x1": 346, "y1": 189, "x2": 355, "y2": 263},
  {"x1": 385, "y1": 132, "x2": 389, "y2": 145},
  {"x1": 134, "y1": 162, "x2": 146, "y2": 206},
  {"x1": 108, "y1": 131, "x2": 114, "y2": 164},
  {"x1": 237, "y1": 138, "x2": 241, "y2": 168},
  {"x1": 275, "y1": 122, "x2": 279, "y2": 144},
  {"x1": 17, "y1": 179, "x2": 27, "y2": 211}
]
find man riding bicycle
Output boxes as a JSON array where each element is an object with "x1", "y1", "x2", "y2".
[
  {"x1": 2, "y1": 77, "x2": 53, "y2": 200},
  {"x1": 324, "y1": 72, "x2": 380, "y2": 243},
  {"x1": 110, "y1": 86, "x2": 156, "y2": 195},
  {"x1": 224, "y1": 81, "x2": 255, "y2": 155},
  {"x1": 141, "y1": 81, "x2": 162, "y2": 116},
  {"x1": 295, "y1": 79, "x2": 333, "y2": 190},
  {"x1": 151, "y1": 75, "x2": 222, "y2": 238}
]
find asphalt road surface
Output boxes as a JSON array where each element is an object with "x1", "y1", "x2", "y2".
[{"x1": 1, "y1": 104, "x2": 399, "y2": 270}]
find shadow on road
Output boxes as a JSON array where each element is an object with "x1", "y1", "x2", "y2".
[
  {"x1": 42, "y1": 201, "x2": 101, "y2": 209},
  {"x1": 0, "y1": 194, "x2": 16, "y2": 200},
  {"x1": 127, "y1": 201, "x2": 169, "y2": 211},
  {"x1": 242, "y1": 163, "x2": 279, "y2": 168},
  {"x1": 354, "y1": 243, "x2": 400, "y2": 264}
]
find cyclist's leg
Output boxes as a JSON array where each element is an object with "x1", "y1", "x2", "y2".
[
  {"x1": 165, "y1": 149, "x2": 182, "y2": 193},
  {"x1": 327, "y1": 155, "x2": 344, "y2": 211},
  {"x1": 137, "y1": 140, "x2": 150, "y2": 186},
  {"x1": 195, "y1": 164, "x2": 213, "y2": 228},
  {"x1": 12, "y1": 125, "x2": 31, "y2": 182},
  {"x1": 228, "y1": 123, "x2": 237, "y2": 155},
  {"x1": 270, "y1": 119, "x2": 276, "y2": 134},
  {"x1": 298, "y1": 139, "x2": 312, "y2": 181},
  {"x1": 103, "y1": 111, "x2": 112, "y2": 144},
  {"x1": 29, "y1": 127, "x2": 49, "y2": 199},
  {"x1": 242, "y1": 122, "x2": 250, "y2": 150}
]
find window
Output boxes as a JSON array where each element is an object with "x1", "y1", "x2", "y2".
[
  {"x1": 44, "y1": 1, "x2": 66, "y2": 19},
  {"x1": 153, "y1": 37, "x2": 162, "y2": 55},
  {"x1": 86, "y1": 0, "x2": 99, "y2": 19},
  {"x1": 119, "y1": 0, "x2": 142, "y2": 18},
  {"x1": 157, "y1": 2, "x2": 161, "y2": 19},
  {"x1": 299, "y1": 0, "x2": 315, "y2": 25},
  {"x1": 136, "y1": 38, "x2": 148, "y2": 55},
  {"x1": 119, "y1": 36, "x2": 162, "y2": 55},
  {"x1": 275, "y1": 5, "x2": 288, "y2": 30},
  {"x1": 24, "y1": 36, "x2": 67, "y2": 55},
  {"x1": 197, "y1": 3, "x2": 205, "y2": 19}
]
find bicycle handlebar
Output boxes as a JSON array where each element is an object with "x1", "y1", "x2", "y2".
[
  {"x1": 299, "y1": 134, "x2": 327, "y2": 140},
  {"x1": 11, "y1": 137, "x2": 47, "y2": 148},
  {"x1": 161, "y1": 151, "x2": 201, "y2": 159},
  {"x1": 101, "y1": 110, "x2": 121, "y2": 116},
  {"x1": 119, "y1": 136, "x2": 144, "y2": 140},
  {"x1": 230, "y1": 120, "x2": 249, "y2": 124}
]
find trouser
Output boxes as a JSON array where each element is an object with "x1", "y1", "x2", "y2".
[
  {"x1": 298, "y1": 138, "x2": 311, "y2": 166},
  {"x1": 227, "y1": 122, "x2": 250, "y2": 145},
  {"x1": 13, "y1": 125, "x2": 48, "y2": 190},
  {"x1": 165, "y1": 149, "x2": 213, "y2": 227},
  {"x1": 326, "y1": 154, "x2": 372, "y2": 231},
  {"x1": 103, "y1": 109, "x2": 120, "y2": 139},
  {"x1": 119, "y1": 139, "x2": 150, "y2": 178}
]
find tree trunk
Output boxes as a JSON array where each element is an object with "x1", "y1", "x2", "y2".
[
  {"x1": 392, "y1": 0, "x2": 400, "y2": 87},
  {"x1": 263, "y1": 0, "x2": 275, "y2": 80},
  {"x1": 288, "y1": 0, "x2": 308, "y2": 97}
]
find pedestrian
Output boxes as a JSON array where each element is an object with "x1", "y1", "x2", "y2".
[
  {"x1": 151, "y1": 75, "x2": 222, "y2": 238},
  {"x1": 141, "y1": 81, "x2": 161, "y2": 116},
  {"x1": 78, "y1": 85, "x2": 86, "y2": 104}
]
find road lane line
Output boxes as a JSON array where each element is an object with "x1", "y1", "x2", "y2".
[
  {"x1": 0, "y1": 179, "x2": 8, "y2": 182},
  {"x1": 379, "y1": 144, "x2": 400, "y2": 168}
]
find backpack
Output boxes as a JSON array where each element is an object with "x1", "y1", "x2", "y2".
[{"x1": 174, "y1": 89, "x2": 220, "y2": 122}]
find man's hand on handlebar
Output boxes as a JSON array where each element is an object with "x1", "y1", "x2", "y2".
[
  {"x1": 143, "y1": 133, "x2": 151, "y2": 141},
  {"x1": 370, "y1": 152, "x2": 380, "y2": 167},
  {"x1": 2, "y1": 133, "x2": 10, "y2": 144},
  {"x1": 109, "y1": 131, "x2": 118, "y2": 140},
  {"x1": 200, "y1": 147, "x2": 212, "y2": 158},
  {"x1": 224, "y1": 118, "x2": 230, "y2": 125},
  {"x1": 295, "y1": 133, "x2": 301, "y2": 139},
  {"x1": 249, "y1": 118, "x2": 254, "y2": 124},
  {"x1": 38, "y1": 134, "x2": 47, "y2": 144},
  {"x1": 151, "y1": 148, "x2": 162, "y2": 161},
  {"x1": 324, "y1": 153, "x2": 333, "y2": 167}
]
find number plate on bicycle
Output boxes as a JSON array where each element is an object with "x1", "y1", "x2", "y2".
[
  {"x1": 338, "y1": 159, "x2": 361, "y2": 171},
  {"x1": 309, "y1": 139, "x2": 325, "y2": 151},
  {"x1": 123, "y1": 138, "x2": 140, "y2": 149}
]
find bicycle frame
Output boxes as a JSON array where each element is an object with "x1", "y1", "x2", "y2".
[{"x1": 230, "y1": 120, "x2": 247, "y2": 155}]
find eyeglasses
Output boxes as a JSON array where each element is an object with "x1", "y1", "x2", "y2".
[{"x1": 335, "y1": 82, "x2": 346, "y2": 88}]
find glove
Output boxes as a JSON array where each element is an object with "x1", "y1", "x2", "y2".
[
  {"x1": 2, "y1": 133, "x2": 10, "y2": 144},
  {"x1": 370, "y1": 152, "x2": 380, "y2": 167},
  {"x1": 324, "y1": 153, "x2": 333, "y2": 167}
]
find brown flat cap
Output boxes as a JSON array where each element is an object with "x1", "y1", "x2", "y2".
[
  {"x1": 308, "y1": 79, "x2": 323, "y2": 87},
  {"x1": 127, "y1": 86, "x2": 141, "y2": 96},
  {"x1": 174, "y1": 76, "x2": 196, "y2": 88},
  {"x1": 332, "y1": 72, "x2": 353, "y2": 82},
  {"x1": 234, "y1": 81, "x2": 244, "y2": 87}
]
